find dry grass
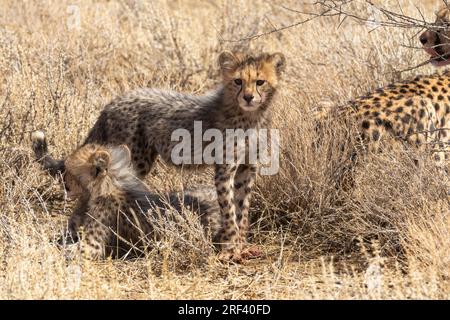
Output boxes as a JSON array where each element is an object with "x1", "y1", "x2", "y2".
[{"x1": 0, "y1": 0, "x2": 449, "y2": 299}]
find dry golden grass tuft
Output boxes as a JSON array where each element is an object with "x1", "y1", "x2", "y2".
[{"x1": 0, "y1": 0, "x2": 449, "y2": 299}]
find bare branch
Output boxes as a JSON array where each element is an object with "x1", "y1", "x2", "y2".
[
  {"x1": 220, "y1": 0, "x2": 448, "y2": 43},
  {"x1": 219, "y1": 8, "x2": 333, "y2": 43}
]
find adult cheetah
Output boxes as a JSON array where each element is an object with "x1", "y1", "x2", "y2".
[
  {"x1": 320, "y1": 6, "x2": 450, "y2": 170},
  {"x1": 32, "y1": 51, "x2": 286, "y2": 262},
  {"x1": 32, "y1": 131, "x2": 222, "y2": 259}
]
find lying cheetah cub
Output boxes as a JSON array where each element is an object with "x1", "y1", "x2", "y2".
[
  {"x1": 35, "y1": 51, "x2": 286, "y2": 262},
  {"x1": 31, "y1": 131, "x2": 221, "y2": 259}
]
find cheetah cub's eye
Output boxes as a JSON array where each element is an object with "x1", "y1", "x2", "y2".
[
  {"x1": 256, "y1": 80, "x2": 265, "y2": 86},
  {"x1": 234, "y1": 79, "x2": 242, "y2": 86}
]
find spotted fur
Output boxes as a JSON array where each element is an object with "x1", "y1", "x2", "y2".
[
  {"x1": 33, "y1": 51, "x2": 286, "y2": 262},
  {"x1": 31, "y1": 132, "x2": 221, "y2": 259},
  {"x1": 318, "y1": 7, "x2": 450, "y2": 176}
]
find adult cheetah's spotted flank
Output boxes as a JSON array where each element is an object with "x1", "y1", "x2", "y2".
[{"x1": 319, "y1": 6, "x2": 450, "y2": 174}]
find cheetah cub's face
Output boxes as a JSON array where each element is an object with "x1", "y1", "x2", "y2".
[
  {"x1": 219, "y1": 51, "x2": 285, "y2": 112},
  {"x1": 420, "y1": 6, "x2": 450, "y2": 67},
  {"x1": 63, "y1": 171, "x2": 84, "y2": 199},
  {"x1": 63, "y1": 144, "x2": 132, "y2": 198}
]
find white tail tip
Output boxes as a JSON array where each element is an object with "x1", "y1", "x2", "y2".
[{"x1": 31, "y1": 130, "x2": 45, "y2": 142}]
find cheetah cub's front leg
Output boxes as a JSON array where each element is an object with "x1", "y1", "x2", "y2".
[
  {"x1": 233, "y1": 164, "x2": 261, "y2": 259},
  {"x1": 215, "y1": 164, "x2": 260, "y2": 262},
  {"x1": 215, "y1": 164, "x2": 242, "y2": 262}
]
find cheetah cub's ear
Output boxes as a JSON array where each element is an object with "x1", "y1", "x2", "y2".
[
  {"x1": 266, "y1": 52, "x2": 286, "y2": 76},
  {"x1": 218, "y1": 51, "x2": 240, "y2": 73},
  {"x1": 110, "y1": 145, "x2": 132, "y2": 169},
  {"x1": 91, "y1": 151, "x2": 111, "y2": 178}
]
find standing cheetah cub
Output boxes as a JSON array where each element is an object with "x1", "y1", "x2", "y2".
[
  {"x1": 32, "y1": 131, "x2": 222, "y2": 259},
  {"x1": 36, "y1": 51, "x2": 286, "y2": 262}
]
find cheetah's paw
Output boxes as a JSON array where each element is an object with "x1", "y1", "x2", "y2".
[{"x1": 240, "y1": 245, "x2": 263, "y2": 260}]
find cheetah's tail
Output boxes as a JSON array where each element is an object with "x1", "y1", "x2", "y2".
[{"x1": 30, "y1": 130, "x2": 65, "y2": 177}]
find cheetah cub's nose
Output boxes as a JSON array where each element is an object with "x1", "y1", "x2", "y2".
[{"x1": 243, "y1": 94, "x2": 254, "y2": 104}]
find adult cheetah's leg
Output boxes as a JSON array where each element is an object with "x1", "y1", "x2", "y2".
[
  {"x1": 424, "y1": 110, "x2": 450, "y2": 171},
  {"x1": 429, "y1": 127, "x2": 450, "y2": 175},
  {"x1": 403, "y1": 107, "x2": 450, "y2": 171},
  {"x1": 214, "y1": 163, "x2": 241, "y2": 262},
  {"x1": 233, "y1": 164, "x2": 260, "y2": 259}
]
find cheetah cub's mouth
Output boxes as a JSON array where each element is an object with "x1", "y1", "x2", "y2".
[{"x1": 238, "y1": 99, "x2": 263, "y2": 112}]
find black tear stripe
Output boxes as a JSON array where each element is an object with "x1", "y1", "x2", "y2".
[
  {"x1": 256, "y1": 85, "x2": 262, "y2": 100},
  {"x1": 236, "y1": 85, "x2": 242, "y2": 101}
]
